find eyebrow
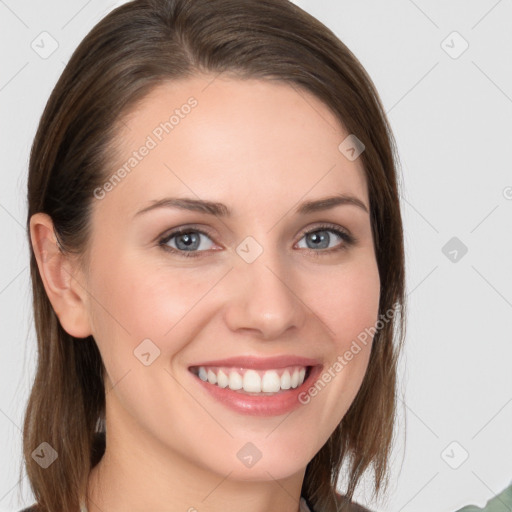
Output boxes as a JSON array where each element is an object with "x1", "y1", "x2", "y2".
[{"x1": 134, "y1": 193, "x2": 369, "y2": 218}]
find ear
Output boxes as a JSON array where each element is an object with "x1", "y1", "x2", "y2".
[{"x1": 29, "y1": 212, "x2": 92, "y2": 338}]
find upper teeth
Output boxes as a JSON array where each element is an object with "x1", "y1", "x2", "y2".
[{"x1": 195, "y1": 366, "x2": 308, "y2": 393}]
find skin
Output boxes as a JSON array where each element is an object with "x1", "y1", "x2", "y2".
[{"x1": 30, "y1": 75, "x2": 380, "y2": 512}]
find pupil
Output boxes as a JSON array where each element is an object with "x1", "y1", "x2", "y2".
[
  {"x1": 177, "y1": 233, "x2": 198, "y2": 250},
  {"x1": 309, "y1": 231, "x2": 328, "y2": 249}
]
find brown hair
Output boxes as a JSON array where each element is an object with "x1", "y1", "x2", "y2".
[{"x1": 23, "y1": 1, "x2": 406, "y2": 511}]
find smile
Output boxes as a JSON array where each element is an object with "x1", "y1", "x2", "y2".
[{"x1": 189, "y1": 365, "x2": 311, "y2": 394}]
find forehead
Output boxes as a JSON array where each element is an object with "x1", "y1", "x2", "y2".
[{"x1": 98, "y1": 75, "x2": 368, "y2": 217}]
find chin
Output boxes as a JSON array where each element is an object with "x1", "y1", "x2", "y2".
[
  {"x1": 204, "y1": 440, "x2": 314, "y2": 482},
  {"x1": 220, "y1": 462, "x2": 305, "y2": 482}
]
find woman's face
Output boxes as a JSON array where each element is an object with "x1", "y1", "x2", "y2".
[{"x1": 81, "y1": 75, "x2": 380, "y2": 481}]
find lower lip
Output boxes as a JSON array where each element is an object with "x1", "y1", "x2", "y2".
[{"x1": 189, "y1": 365, "x2": 323, "y2": 417}]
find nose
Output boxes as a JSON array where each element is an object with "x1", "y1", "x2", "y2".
[{"x1": 223, "y1": 246, "x2": 306, "y2": 340}]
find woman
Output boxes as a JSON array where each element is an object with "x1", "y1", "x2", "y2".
[{"x1": 21, "y1": 1, "x2": 406, "y2": 511}]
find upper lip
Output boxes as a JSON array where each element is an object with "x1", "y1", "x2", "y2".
[{"x1": 188, "y1": 355, "x2": 321, "y2": 370}]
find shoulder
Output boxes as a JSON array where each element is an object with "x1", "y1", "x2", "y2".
[{"x1": 19, "y1": 506, "x2": 39, "y2": 512}]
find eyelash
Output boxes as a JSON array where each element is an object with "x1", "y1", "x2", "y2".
[{"x1": 157, "y1": 223, "x2": 356, "y2": 259}]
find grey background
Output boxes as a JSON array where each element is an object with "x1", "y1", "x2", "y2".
[{"x1": 1, "y1": 1, "x2": 511, "y2": 511}]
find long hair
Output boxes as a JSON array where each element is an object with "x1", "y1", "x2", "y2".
[{"x1": 23, "y1": 1, "x2": 406, "y2": 511}]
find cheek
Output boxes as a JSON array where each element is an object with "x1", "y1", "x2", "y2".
[
  {"x1": 89, "y1": 250, "x2": 202, "y2": 339},
  {"x1": 308, "y1": 254, "x2": 381, "y2": 344},
  {"x1": 301, "y1": 255, "x2": 380, "y2": 422},
  {"x1": 86, "y1": 249, "x2": 223, "y2": 385},
  {"x1": 85, "y1": 251, "x2": 209, "y2": 426}
]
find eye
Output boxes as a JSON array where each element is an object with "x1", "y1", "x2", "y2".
[
  {"x1": 295, "y1": 224, "x2": 355, "y2": 254},
  {"x1": 158, "y1": 227, "x2": 216, "y2": 258}
]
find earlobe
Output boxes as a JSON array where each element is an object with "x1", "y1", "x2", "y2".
[{"x1": 29, "y1": 213, "x2": 92, "y2": 339}]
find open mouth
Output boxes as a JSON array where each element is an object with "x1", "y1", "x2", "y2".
[{"x1": 189, "y1": 365, "x2": 313, "y2": 395}]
